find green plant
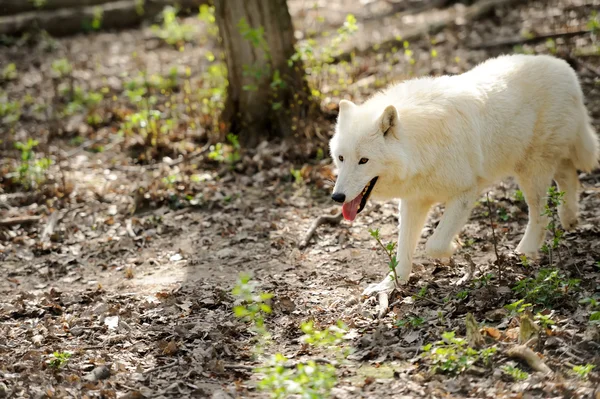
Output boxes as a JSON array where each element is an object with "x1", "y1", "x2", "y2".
[
  {"x1": 369, "y1": 228, "x2": 400, "y2": 286},
  {"x1": 504, "y1": 299, "x2": 532, "y2": 317},
  {"x1": 258, "y1": 321, "x2": 346, "y2": 398},
  {"x1": 51, "y1": 58, "x2": 72, "y2": 78},
  {"x1": 497, "y1": 207, "x2": 509, "y2": 221},
  {"x1": 300, "y1": 320, "x2": 346, "y2": 349},
  {"x1": 396, "y1": 315, "x2": 424, "y2": 329},
  {"x1": 290, "y1": 168, "x2": 303, "y2": 185},
  {"x1": 257, "y1": 354, "x2": 337, "y2": 399},
  {"x1": 0, "y1": 98, "x2": 21, "y2": 124},
  {"x1": 208, "y1": 133, "x2": 241, "y2": 166},
  {"x1": 588, "y1": 11, "x2": 599, "y2": 35},
  {"x1": 12, "y1": 139, "x2": 52, "y2": 189},
  {"x1": 513, "y1": 268, "x2": 579, "y2": 307},
  {"x1": 545, "y1": 38, "x2": 557, "y2": 54},
  {"x1": 83, "y1": 6, "x2": 104, "y2": 31},
  {"x1": 2, "y1": 63, "x2": 17, "y2": 81},
  {"x1": 61, "y1": 86, "x2": 103, "y2": 117},
  {"x1": 473, "y1": 272, "x2": 494, "y2": 288},
  {"x1": 579, "y1": 297, "x2": 600, "y2": 325},
  {"x1": 572, "y1": 364, "x2": 595, "y2": 379},
  {"x1": 541, "y1": 187, "x2": 565, "y2": 266},
  {"x1": 232, "y1": 273, "x2": 273, "y2": 338},
  {"x1": 198, "y1": 4, "x2": 218, "y2": 37},
  {"x1": 152, "y1": 6, "x2": 197, "y2": 48},
  {"x1": 48, "y1": 351, "x2": 71, "y2": 369},
  {"x1": 534, "y1": 312, "x2": 555, "y2": 329},
  {"x1": 501, "y1": 365, "x2": 529, "y2": 381},
  {"x1": 421, "y1": 331, "x2": 497, "y2": 375},
  {"x1": 456, "y1": 290, "x2": 469, "y2": 300},
  {"x1": 514, "y1": 189, "x2": 525, "y2": 202}
]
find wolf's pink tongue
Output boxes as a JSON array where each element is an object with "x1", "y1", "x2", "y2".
[{"x1": 342, "y1": 194, "x2": 363, "y2": 221}]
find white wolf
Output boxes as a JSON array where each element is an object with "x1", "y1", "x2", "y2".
[{"x1": 329, "y1": 54, "x2": 599, "y2": 300}]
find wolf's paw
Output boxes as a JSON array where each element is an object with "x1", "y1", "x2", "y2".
[
  {"x1": 515, "y1": 242, "x2": 539, "y2": 260},
  {"x1": 425, "y1": 239, "x2": 458, "y2": 259},
  {"x1": 559, "y1": 211, "x2": 578, "y2": 231},
  {"x1": 362, "y1": 276, "x2": 397, "y2": 297},
  {"x1": 362, "y1": 274, "x2": 402, "y2": 318}
]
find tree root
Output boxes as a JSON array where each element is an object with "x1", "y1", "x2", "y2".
[{"x1": 298, "y1": 211, "x2": 343, "y2": 249}]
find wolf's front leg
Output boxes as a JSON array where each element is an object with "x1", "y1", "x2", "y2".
[
  {"x1": 363, "y1": 199, "x2": 431, "y2": 297},
  {"x1": 425, "y1": 189, "x2": 479, "y2": 259}
]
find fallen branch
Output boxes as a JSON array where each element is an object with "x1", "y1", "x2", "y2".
[
  {"x1": 469, "y1": 28, "x2": 592, "y2": 50},
  {"x1": 331, "y1": 0, "x2": 524, "y2": 63},
  {"x1": 0, "y1": 0, "x2": 207, "y2": 37},
  {"x1": 0, "y1": 215, "x2": 42, "y2": 226},
  {"x1": 507, "y1": 344, "x2": 552, "y2": 375},
  {"x1": 455, "y1": 253, "x2": 476, "y2": 286},
  {"x1": 40, "y1": 212, "x2": 61, "y2": 242},
  {"x1": 298, "y1": 211, "x2": 343, "y2": 249}
]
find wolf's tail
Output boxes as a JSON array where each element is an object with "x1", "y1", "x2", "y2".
[{"x1": 573, "y1": 113, "x2": 599, "y2": 172}]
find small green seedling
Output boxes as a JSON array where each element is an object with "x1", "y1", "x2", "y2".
[
  {"x1": 572, "y1": 364, "x2": 595, "y2": 379},
  {"x1": 504, "y1": 299, "x2": 532, "y2": 317},
  {"x1": 48, "y1": 351, "x2": 71, "y2": 369},
  {"x1": 534, "y1": 312, "x2": 555, "y2": 329},
  {"x1": 369, "y1": 228, "x2": 400, "y2": 286},
  {"x1": 501, "y1": 365, "x2": 529, "y2": 381},
  {"x1": 396, "y1": 315, "x2": 425, "y2": 329},
  {"x1": 421, "y1": 331, "x2": 497, "y2": 375},
  {"x1": 232, "y1": 273, "x2": 273, "y2": 339},
  {"x1": 513, "y1": 268, "x2": 579, "y2": 307}
]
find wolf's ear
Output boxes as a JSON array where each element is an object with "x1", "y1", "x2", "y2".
[
  {"x1": 380, "y1": 105, "x2": 399, "y2": 137},
  {"x1": 338, "y1": 99, "x2": 356, "y2": 115}
]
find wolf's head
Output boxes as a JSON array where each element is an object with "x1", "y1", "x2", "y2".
[{"x1": 329, "y1": 99, "x2": 400, "y2": 221}]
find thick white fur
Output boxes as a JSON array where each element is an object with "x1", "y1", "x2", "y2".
[{"x1": 330, "y1": 54, "x2": 599, "y2": 291}]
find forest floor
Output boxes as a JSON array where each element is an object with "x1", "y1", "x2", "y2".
[{"x1": 1, "y1": 0, "x2": 600, "y2": 398}]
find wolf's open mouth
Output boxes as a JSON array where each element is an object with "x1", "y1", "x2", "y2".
[{"x1": 342, "y1": 176, "x2": 379, "y2": 221}]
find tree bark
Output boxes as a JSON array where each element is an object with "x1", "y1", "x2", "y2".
[{"x1": 214, "y1": 0, "x2": 313, "y2": 148}]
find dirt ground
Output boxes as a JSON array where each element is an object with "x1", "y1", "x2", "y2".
[{"x1": 1, "y1": 0, "x2": 600, "y2": 398}]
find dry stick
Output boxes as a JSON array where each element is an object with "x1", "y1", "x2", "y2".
[
  {"x1": 41, "y1": 212, "x2": 61, "y2": 242},
  {"x1": 0, "y1": 215, "x2": 42, "y2": 226},
  {"x1": 298, "y1": 211, "x2": 343, "y2": 249},
  {"x1": 507, "y1": 344, "x2": 552, "y2": 375},
  {"x1": 485, "y1": 193, "x2": 502, "y2": 282},
  {"x1": 456, "y1": 253, "x2": 476, "y2": 286},
  {"x1": 331, "y1": 0, "x2": 523, "y2": 63},
  {"x1": 469, "y1": 28, "x2": 592, "y2": 50}
]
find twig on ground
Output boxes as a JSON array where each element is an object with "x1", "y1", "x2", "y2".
[
  {"x1": 332, "y1": 0, "x2": 523, "y2": 62},
  {"x1": 485, "y1": 193, "x2": 503, "y2": 282},
  {"x1": 507, "y1": 344, "x2": 552, "y2": 375},
  {"x1": 455, "y1": 253, "x2": 476, "y2": 286},
  {"x1": 41, "y1": 211, "x2": 61, "y2": 242},
  {"x1": 299, "y1": 211, "x2": 343, "y2": 249},
  {"x1": 0, "y1": 215, "x2": 42, "y2": 226},
  {"x1": 469, "y1": 28, "x2": 592, "y2": 50},
  {"x1": 145, "y1": 360, "x2": 179, "y2": 374}
]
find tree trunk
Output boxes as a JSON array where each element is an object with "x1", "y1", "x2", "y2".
[{"x1": 214, "y1": 0, "x2": 313, "y2": 148}]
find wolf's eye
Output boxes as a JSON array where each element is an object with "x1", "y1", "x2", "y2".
[
  {"x1": 359, "y1": 158, "x2": 369, "y2": 165},
  {"x1": 338, "y1": 155, "x2": 344, "y2": 162}
]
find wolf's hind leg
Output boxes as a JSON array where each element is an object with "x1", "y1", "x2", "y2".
[
  {"x1": 553, "y1": 160, "x2": 580, "y2": 231},
  {"x1": 515, "y1": 170, "x2": 554, "y2": 258},
  {"x1": 363, "y1": 199, "x2": 431, "y2": 296},
  {"x1": 425, "y1": 188, "x2": 479, "y2": 259}
]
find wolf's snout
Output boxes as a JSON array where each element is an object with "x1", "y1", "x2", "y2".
[{"x1": 331, "y1": 193, "x2": 346, "y2": 203}]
